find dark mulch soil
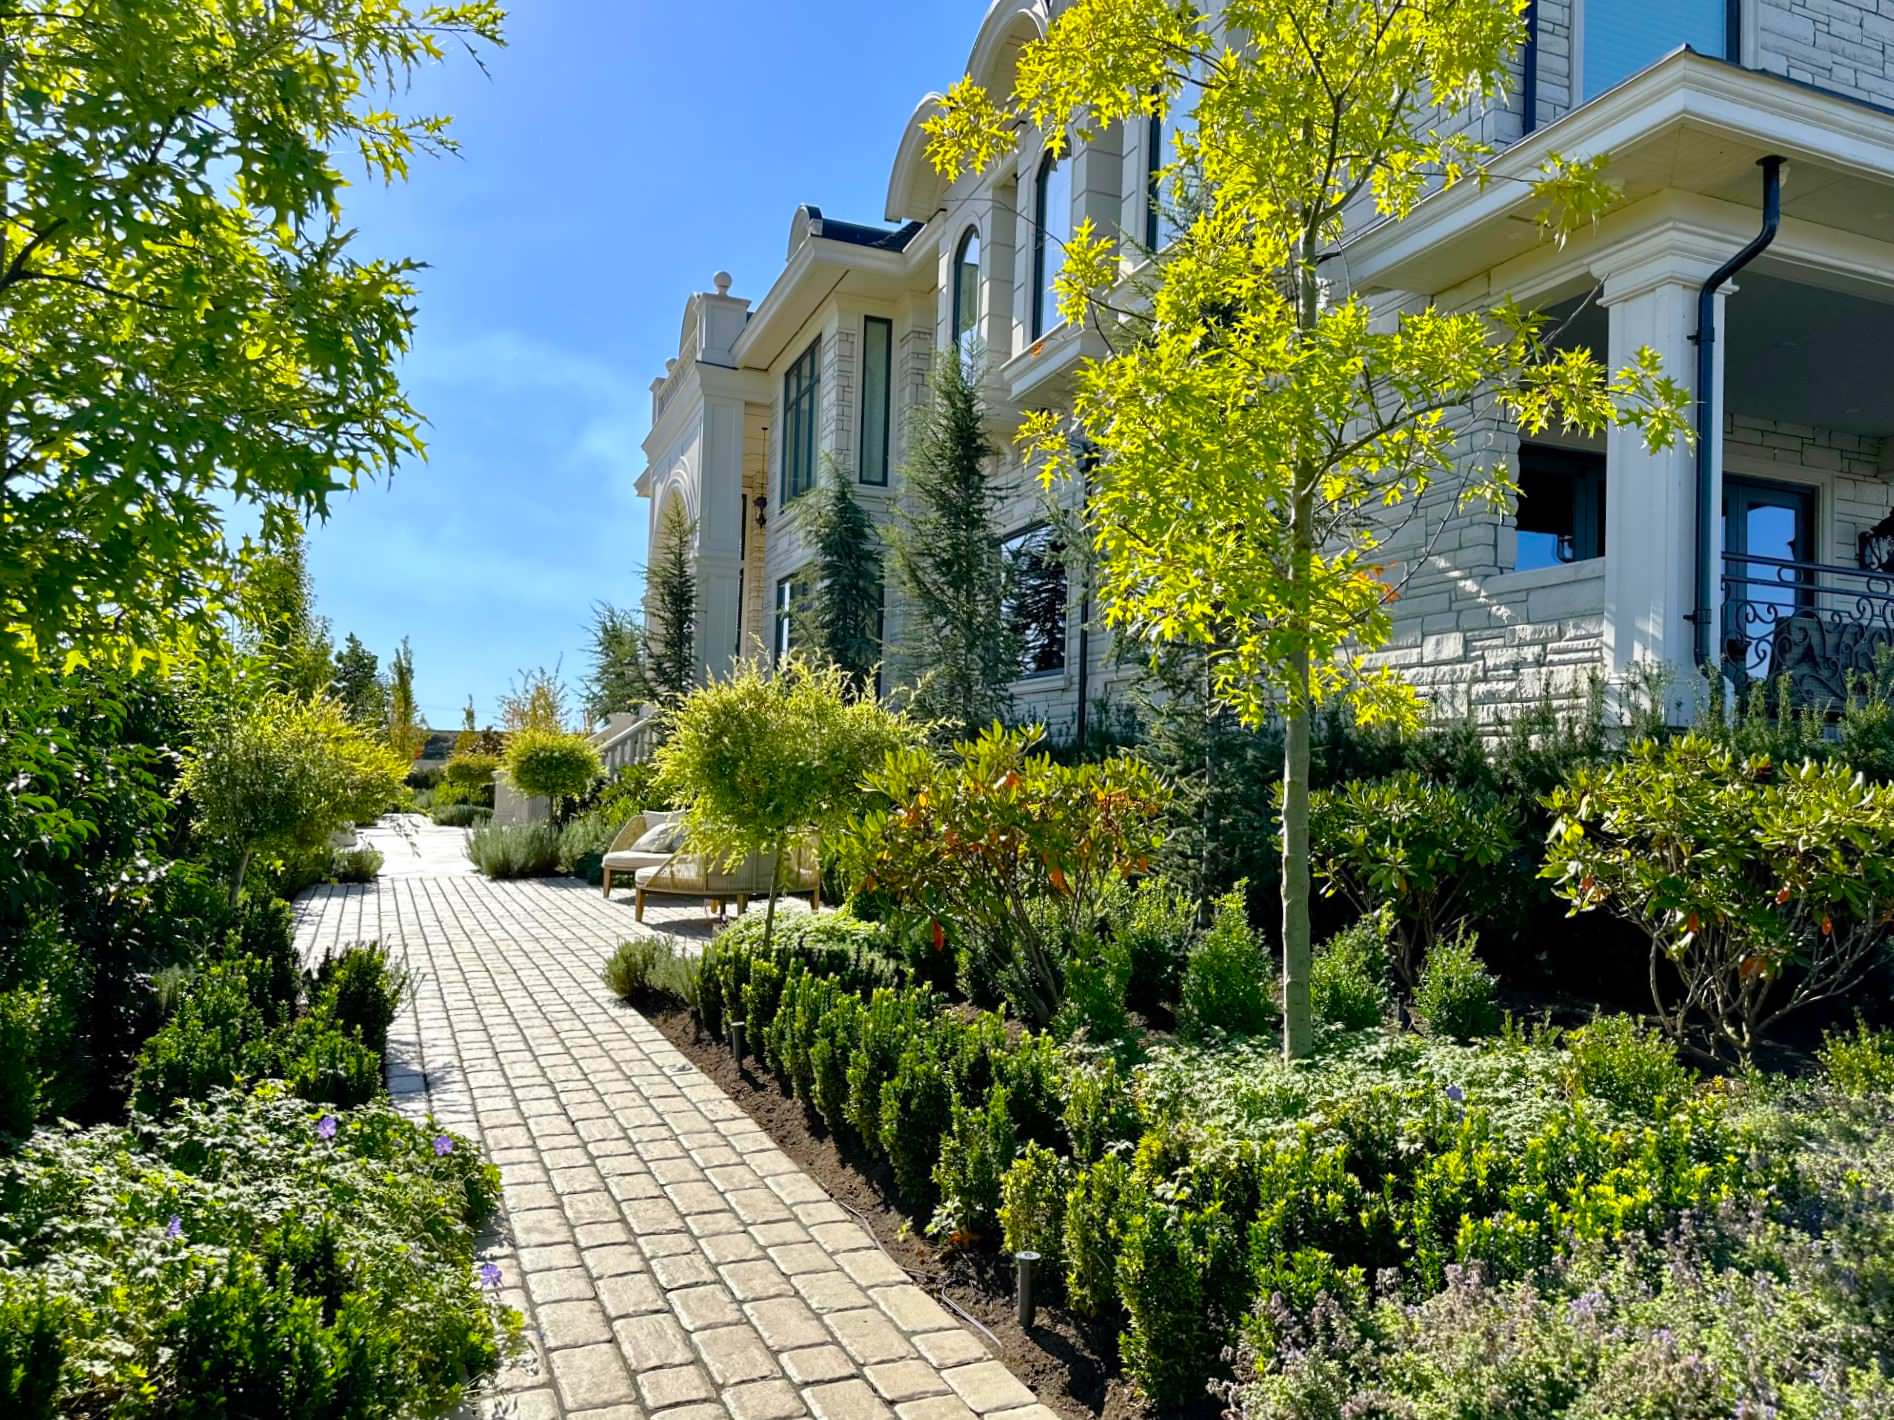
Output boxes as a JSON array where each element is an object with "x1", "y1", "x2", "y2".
[{"x1": 635, "y1": 995, "x2": 1169, "y2": 1420}]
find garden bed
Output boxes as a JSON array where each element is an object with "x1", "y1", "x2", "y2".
[{"x1": 638, "y1": 995, "x2": 1156, "y2": 1420}]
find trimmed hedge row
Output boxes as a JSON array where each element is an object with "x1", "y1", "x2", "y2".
[{"x1": 700, "y1": 923, "x2": 1758, "y2": 1406}]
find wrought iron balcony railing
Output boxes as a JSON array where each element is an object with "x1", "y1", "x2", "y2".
[{"x1": 1722, "y1": 552, "x2": 1894, "y2": 706}]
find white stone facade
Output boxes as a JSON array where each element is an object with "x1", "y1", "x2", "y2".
[{"x1": 635, "y1": 1, "x2": 1894, "y2": 734}]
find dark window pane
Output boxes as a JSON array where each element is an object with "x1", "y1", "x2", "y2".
[
  {"x1": 1033, "y1": 152, "x2": 1071, "y2": 339},
  {"x1": 1003, "y1": 526, "x2": 1068, "y2": 676},
  {"x1": 862, "y1": 317, "x2": 892, "y2": 485},
  {"x1": 952, "y1": 228, "x2": 981, "y2": 362},
  {"x1": 782, "y1": 340, "x2": 820, "y2": 501},
  {"x1": 1515, "y1": 443, "x2": 1606, "y2": 571}
]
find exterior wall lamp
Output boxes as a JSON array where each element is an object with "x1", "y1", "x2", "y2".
[{"x1": 753, "y1": 494, "x2": 768, "y2": 530}]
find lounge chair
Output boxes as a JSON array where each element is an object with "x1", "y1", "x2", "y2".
[
  {"x1": 632, "y1": 838, "x2": 821, "y2": 922},
  {"x1": 599, "y1": 811, "x2": 684, "y2": 897}
]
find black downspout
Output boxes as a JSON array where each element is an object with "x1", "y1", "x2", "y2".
[
  {"x1": 1692, "y1": 155, "x2": 1784, "y2": 670},
  {"x1": 1521, "y1": 2, "x2": 1539, "y2": 135}
]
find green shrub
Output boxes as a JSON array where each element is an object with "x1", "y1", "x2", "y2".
[
  {"x1": 1310, "y1": 910, "x2": 1391, "y2": 1029},
  {"x1": 278, "y1": 1013, "x2": 383, "y2": 1108},
  {"x1": 329, "y1": 846, "x2": 383, "y2": 882},
  {"x1": 1118, "y1": 1190, "x2": 1249, "y2": 1405},
  {"x1": 1819, "y1": 1018, "x2": 1894, "y2": 1097},
  {"x1": 1116, "y1": 874, "x2": 1199, "y2": 1009},
  {"x1": 697, "y1": 912, "x2": 897, "y2": 1041},
  {"x1": 882, "y1": 1033, "x2": 954, "y2": 1210},
  {"x1": 1061, "y1": 1052, "x2": 1136, "y2": 1164},
  {"x1": 0, "y1": 1280, "x2": 64, "y2": 1415},
  {"x1": 131, "y1": 962, "x2": 273, "y2": 1115},
  {"x1": 1178, "y1": 885, "x2": 1276, "y2": 1040},
  {"x1": 602, "y1": 938, "x2": 698, "y2": 1007},
  {"x1": 441, "y1": 752, "x2": 500, "y2": 792},
  {"x1": 219, "y1": 894, "x2": 302, "y2": 1028},
  {"x1": 1050, "y1": 933, "x2": 1131, "y2": 1043},
  {"x1": 502, "y1": 729, "x2": 601, "y2": 814},
  {"x1": 933, "y1": 1084, "x2": 1018, "y2": 1240},
  {"x1": 308, "y1": 944, "x2": 405, "y2": 1060},
  {"x1": 0, "y1": 1090, "x2": 509, "y2": 1417},
  {"x1": 556, "y1": 809, "x2": 620, "y2": 880},
  {"x1": 1545, "y1": 734, "x2": 1894, "y2": 1062},
  {"x1": 1310, "y1": 772, "x2": 1520, "y2": 984},
  {"x1": 406, "y1": 763, "x2": 444, "y2": 791},
  {"x1": 430, "y1": 802, "x2": 490, "y2": 828},
  {"x1": 1410, "y1": 929, "x2": 1500, "y2": 1042},
  {"x1": 999, "y1": 1141, "x2": 1067, "y2": 1272},
  {"x1": 1062, "y1": 1152, "x2": 1132, "y2": 1320},
  {"x1": 1562, "y1": 1013, "x2": 1694, "y2": 1114},
  {"x1": 466, "y1": 822, "x2": 562, "y2": 879},
  {"x1": 0, "y1": 988, "x2": 52, "y2": 1141}
]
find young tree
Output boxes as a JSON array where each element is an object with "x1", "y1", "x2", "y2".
[
  {"x1": 929, "y1": 0, "x2": 1691, "y2": 1058},
  {"x1": 500, "y1": 663, "x2": 568, "y2": 733},
  {"x1": 803, "y1": 459, "x2": 885, "y2": 695},
  {"x1": 644, "y1": 501, "x2": 699, "y2": 705},
  {"x1": 334, "y1": 635, "x2": 387, "y2": 730},
  {"x1": 0, "y1": 2, "x2": 504, "y2": 677},
  {"x1": 234, "y1": 523, "x2": 334, "y2": 699},
  {"x1": 454, "y1": 697, "x2": 481, "y2": 755},
  {"x1": 385, "y1": 637, "x2": 425, "y2": 762},
  {"x1": 890, "y1": 355, "x2": 1017, "y2": 737},
  {"x1": 652, "y1": 657, "x2": 918, "y2": 951},
  {"x1": 583, "y1": 603, "x2": 654, "y2": 724},
  {"x1": 503, "y1": 729, "x2": 602, "y2": 827}
]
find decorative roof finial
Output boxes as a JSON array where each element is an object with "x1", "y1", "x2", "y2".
[{"x1": 713, "y1": 271, "x2": 733, "y2": 296}]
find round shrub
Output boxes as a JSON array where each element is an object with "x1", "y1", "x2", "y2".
[
  {"x1": 999, "y1": 1141, "x2": 1068, "y2": 1273},
  {"x1": 441, "y1": 752, "x2": 500, "y2": 790},
  {"x1": 1178, "y1": 885, "x2": 1276, "y2": 1040},
  {"x1": 1562, "y1": 1013, "x2": 1694, "y2": 1115},
  {"x1": 502, "y1": 730, "x2": 601, "y2": 806},
  {"x1": 1310, "y1": 911, "x2": 1392, "y2": 1029},
  {"x1": 309, "y1": 944, "x2": 406, "y2": 1060},
  {"x1": 1115, "y1": 875, "x2": 1199, "y2": 1009},
  {"x1": 1818, "y1": 1018, "x2": 1894, "y2": 1097},
  {"x1": 1411, "y1": 929, "x2": 1500, "y2": 1042}
]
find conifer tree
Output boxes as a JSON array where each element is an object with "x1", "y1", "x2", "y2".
[
  {"x1": 644, "y1": 500, "x2": 698, "y2": 705},
  {"x1": 334, "y1": 634, "x2": 385, "y2": 729},
  {"x1": 890, "y1": 355, "x2": 1016, "y2": 737},
  {"x1": 385, "y1": 636, "x2": 424, "y2": 761},
  {"x1": 803, "y1": 458, "x2": 884, "y2": 695}
]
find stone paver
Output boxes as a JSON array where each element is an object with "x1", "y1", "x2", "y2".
[{"x1": 296, "y1": 817, "x2": 1040, "y2": 1420}]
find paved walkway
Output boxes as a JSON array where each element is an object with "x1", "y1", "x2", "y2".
[{"x1": 294, "y1": 819, "x2": 1048, "y2": 1420}]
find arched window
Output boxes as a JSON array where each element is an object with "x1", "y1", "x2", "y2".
[
  {"x1": 951, "y1": 227, "x2": 982, "y2": 361},
  {"x1": 1032, "y1": 149, "x2": 1072, "y2": 339}
]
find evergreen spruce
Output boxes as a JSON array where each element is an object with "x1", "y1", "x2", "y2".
[
  {"x1": 890, "y1": 355, "x2": 1015, "y2": 736},
  {"x1": 803, "y1": 458, "x2": 884, "y2": 694},
  {"x1": 334, "y1": 634, "x2": 386, "y2": 729},
  {"x1": 644, "y1": 500, "x2": 698, "y2": 705},
  {"x1": 582, "y1": 602, "x2": 653, "y2": 722}
]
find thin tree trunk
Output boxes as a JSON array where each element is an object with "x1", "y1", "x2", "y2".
[
  {"x1": 1281, "y1": 227, "x2": 1321, "y2": 1062},
  {"x1": 231, "y1": 849, "x2": 254, "y2": 909},
  {"x1": 762, "y1": 839, "x2": 784, "y2": 953}
]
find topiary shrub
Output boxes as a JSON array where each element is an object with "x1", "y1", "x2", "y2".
[
  {"x1": 441, "y1": 752, "x2": 500, "y2": 794},
  {"x1": 1115, "y1": 875, "x2": 1199, "y2": 1010},
  {"x1": 1050, "y1": 933, "x2": 1132, "y2": 1043},
  {"x1": 1562, "y1": 1013, "x2": 1694, "y2": 1114},
  {"x1": 881, "y1": 1033, "x2": 953, "y2": 1211},
  {"x1": 502, "y1": 729, "x2": 601, "y2": 822},
  {"x1": 1118, "y1": 1188, "x2": 1249, "y2": 1406},
  {"x1": 131, "y1": 963, "x2": 273, "y2": 1115},
  {"x1": 1178, "y1": 885, "x2": 1276, "y2": 1040},
  {"x1": 308, "y1": 944, "x2": 405, "y2": 1060},
  {"x1": 278, "y1": 1012, "x2": 382, "y2": 1108},
  {"x1": 1411, "y1": 929, "x2": 1499, "y2": 1042},
  {"x1": 1310, "y1": 910, "x2": 1392, "y2": 1029}
]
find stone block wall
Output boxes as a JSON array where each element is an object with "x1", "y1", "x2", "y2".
[{"x1": 1756, "y1": 0, "x2": 1894, "y2": 106}]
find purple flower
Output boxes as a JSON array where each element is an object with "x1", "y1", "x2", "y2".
[
  {"x1": 316, "y1": 1114, "x2": 337, "y2": 1141},
  {"x1": 479, "y1": 1262, "x2": 503, "y2": 1289},
  {"x1": 1445, "y1": 1083, "x2": 1466, "y2": 1105},
  {"x1": 1567, "y1": 1288, "x2": 1605, "y2": 1322},
  {"x1": 433, "y1": 1134, "x2": 454, "y2": 1156},
  {"x1": 165, "y1": 1215, "x2": 182, "y2": 1241}
]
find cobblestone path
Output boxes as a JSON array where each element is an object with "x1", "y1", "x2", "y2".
[{"x1": 294, "y1": 819, "x2": 1050, "y2": 1420}]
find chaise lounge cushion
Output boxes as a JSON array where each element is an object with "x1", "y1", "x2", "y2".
[{"x1": 600, "y1": 811, "x2": 683, "y2": 875}]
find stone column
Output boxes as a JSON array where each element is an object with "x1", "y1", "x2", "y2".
[
  {"x1": 1594, "y1": 231, "x2": 1731, "y2": 724},
  {"x1": 697, "y1": 391, "x2": 747, "y2": 680}
]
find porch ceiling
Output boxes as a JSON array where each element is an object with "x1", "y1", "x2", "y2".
[{"x1": 1554, "y1": 271, "x2": 1894, "y2": 440}]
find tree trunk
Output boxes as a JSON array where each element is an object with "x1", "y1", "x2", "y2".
[
  {"x1": 231, "y1": 848, "x2": 255, "y2": 909},
  {"x1": 1280, "y1": 226, "x2": 1320, "y2": 1062},
  {"x1": 762, "y1": 839, "x2": 784, "y2": 953}
]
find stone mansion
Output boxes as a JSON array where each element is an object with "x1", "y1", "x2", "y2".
[{"x1": 637, "y1": 0, "x2": 1894, "y2": 738}]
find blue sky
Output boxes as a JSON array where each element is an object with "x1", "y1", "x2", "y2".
[{"x1": 303, "y1": 1, "x2": 980, "y2": 727}]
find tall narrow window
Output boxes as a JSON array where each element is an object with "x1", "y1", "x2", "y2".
[
  {"x1": 951, "y1": 228, "x2": 982, "y2": 363},
  {"x1": 1032, "y1": 150, "x2": 1072, "y2": 339},
  {"x1": 1582, "y1": 0, "x2": 1726, "y2": 100},
  {"x1": 774, "y1": 572, "x2": 809, "y2": 662},
  {"x1": 781, "y1": 338, "x2": 819, "y2": 502},
  {"x1": 1003, "y1": 525, "x2": 1068, "y2": 676},
  {"x1": 1514, "y1": 443, "x2": 1606, "y2": 572},
  {"x1": 1145, "y1": 115, "x2": 1164, "y2": 251},
  {"x1": 861, "y1": 316, "x2": 892, "y2": 485}
]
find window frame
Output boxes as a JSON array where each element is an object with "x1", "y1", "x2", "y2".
[
  {"x1": 1031, "y1": 149, "x2": 1071, "y2": 340},
  {"x1": 1513, "y1": 442, "x2": 1607, "y2": 571},
  {"x1": 860, "y1": 316, "x2": 892, "y2": 486},
  {"x1": 1576, "y1": 0, "x2": 1734, "y2": 103},
  {"x1": 780, "y1": 338, "x2": 820, "y2": 503},
  {"x1": 773, "y1": 570, "x2": 810, "y2": 663},
  {"x1": 951, "y1": 226, "x2": 982, "y2": 361}
]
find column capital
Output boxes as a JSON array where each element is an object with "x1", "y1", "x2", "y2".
[{"x1": 1592, "y1": 225, "x2": 1744, "y2": 307}]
